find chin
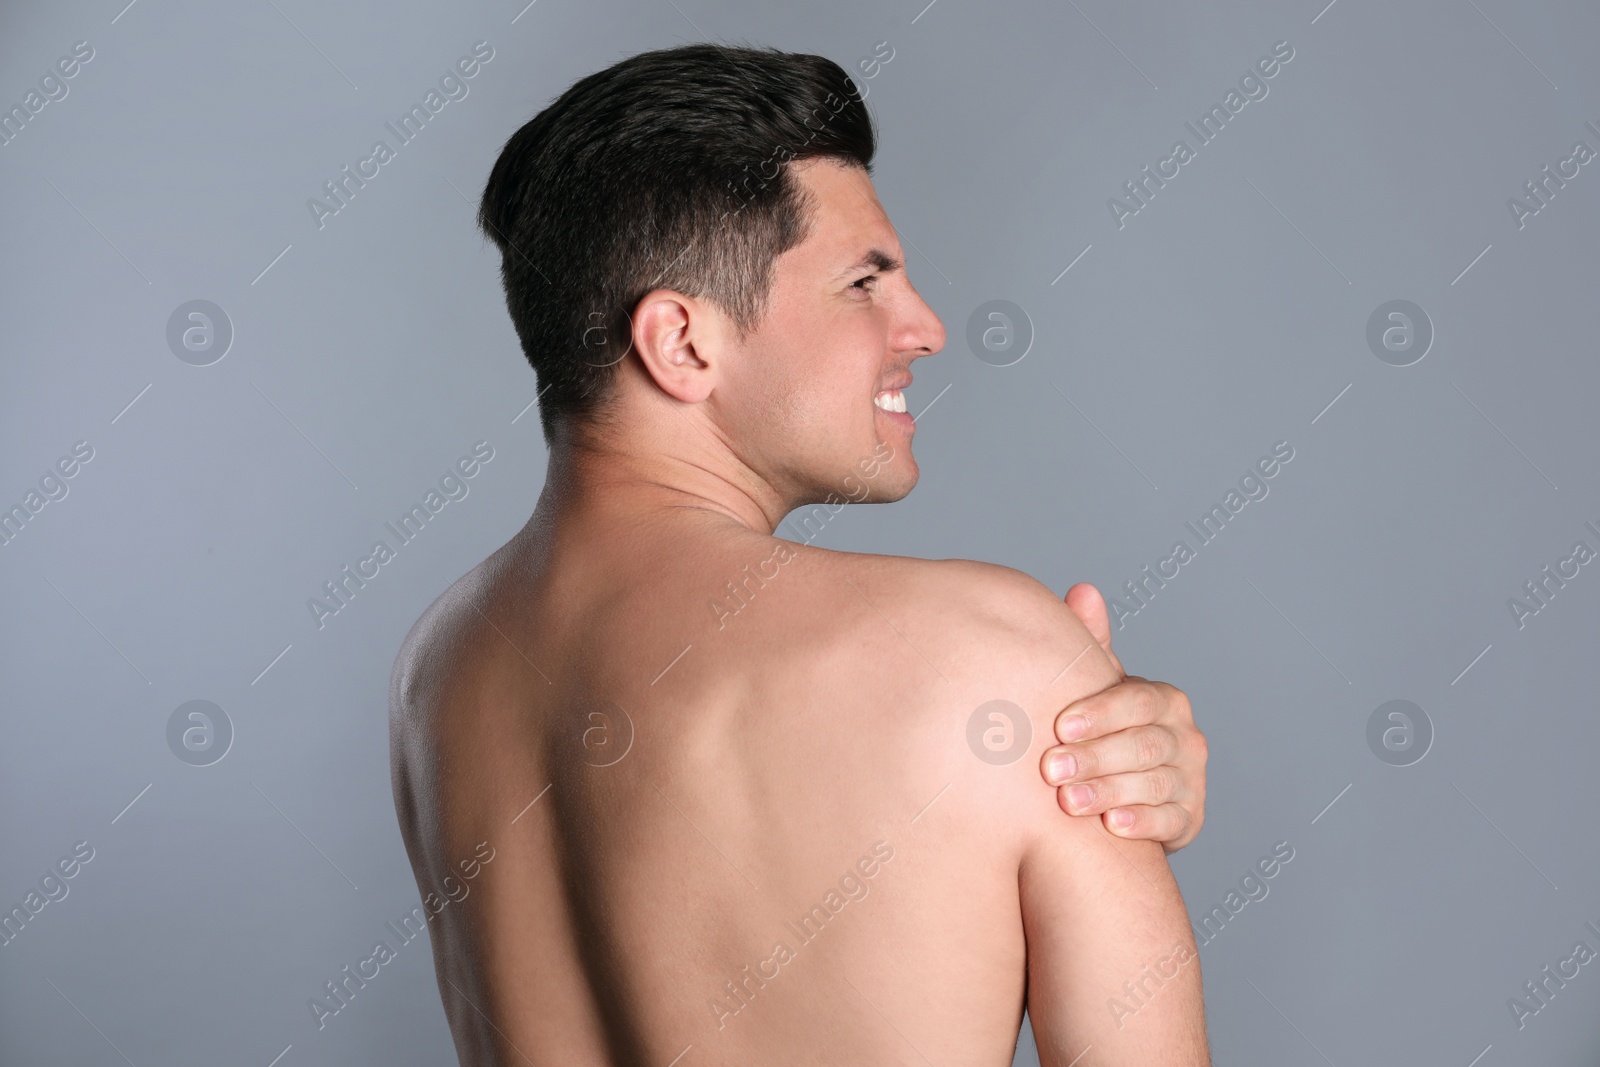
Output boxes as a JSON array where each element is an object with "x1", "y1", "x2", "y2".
[
  {"x1": 868, "y1": 480, "x2": 916, "y2": 504},
  {"x1": 865, "y1": 458, "x2": 918, "y2": 502}
]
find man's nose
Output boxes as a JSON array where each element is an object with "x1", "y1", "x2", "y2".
[{"x1": 901, "y1": 290, "x2": 946, "y2": 360}]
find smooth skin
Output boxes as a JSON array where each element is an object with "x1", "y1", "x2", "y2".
[{"x1": 391, "y1": 157, "x2": 1209, "y2": 1064}]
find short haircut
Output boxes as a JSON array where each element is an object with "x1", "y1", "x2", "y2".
[{"x1": 477, "y1": 43, "x2": 876, "y2": 444}]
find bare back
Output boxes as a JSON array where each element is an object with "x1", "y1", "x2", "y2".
[{"x1": 391, "y1": 511, "x2": 1203, "y2": 1065}]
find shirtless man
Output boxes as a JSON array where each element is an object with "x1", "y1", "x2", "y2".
[{"x1": 390, "y1": 44, "x2": 1209, "y2": 1065}]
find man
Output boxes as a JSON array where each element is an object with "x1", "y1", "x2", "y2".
[{"x1": 391, "y1": 44, "x2": 1210, "y2": 1065}]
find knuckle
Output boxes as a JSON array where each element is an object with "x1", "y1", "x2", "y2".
[
  {"x1": 1090, "y1": 776, "x2": 1118, "y2": 807},
  {"x1": 1071, "y1": 743, "x2": 1099, "y2": 777},
  {"x1": 1146, "y1": 766, "x2": 1179, "y2": 801},
  {"x1": 1134, "y1": 684, "x2": 1160, "y2": 723},
  {"x1": 1153, "y1": 681, "x2": 1192, "y2": 725},
  {"x1": 1132, "y1": 727, "x2": 1168, "y2": 769},
  {"x1": 1137, "y1": 804, "x2": 1173, "y2": 842},
  {"x1": 1168, "y1": 804, "x2": 1191, "y2": 841}
]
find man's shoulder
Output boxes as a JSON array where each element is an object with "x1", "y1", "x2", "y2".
[
  {"x1": 819, "y1": 550, "x2": 1125, "y2": 849},
  {"x1": 823, "y1": 550, "x2": 1105, "y2": 662},
  {"x1": 813, "y1": 548, "x2": 1121, "y2": 732},
  {"x1": 814, "y1": 548, "x2": 1037, "y2": 606},
  {"x1": 388, "y1": 553, "x2": 516, "y2": 735}
]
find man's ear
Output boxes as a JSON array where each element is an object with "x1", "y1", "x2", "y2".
[{"x1": 629, "y1": 289, "x2": 720, "y2": 404}]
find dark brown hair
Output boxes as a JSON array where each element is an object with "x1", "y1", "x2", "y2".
[{"x1": 477, "y1": 43, "x2": 876, "y2": 444}]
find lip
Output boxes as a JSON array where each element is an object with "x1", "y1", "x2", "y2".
[
  {"x1": 875, "y1": 404, "x2": 915, "y2": 430},
  {"x1": 873, "y1": 385, "x2": 915, "y2": 430}
]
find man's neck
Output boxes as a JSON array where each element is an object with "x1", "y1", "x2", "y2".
[{"x1": 534, "y1": 418, "x2": 791, "y2": 538}]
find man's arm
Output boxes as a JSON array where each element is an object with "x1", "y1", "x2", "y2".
[
  {"x1": 1019, "y1": 815, "x2": 1208, "y2": 1065},
  {"x1": 1043, "y1": 583, "x2": 1209, "y2": 853},
  {"x1": 958, "y1": 566, "x2": 1209, "y2": 1065}
]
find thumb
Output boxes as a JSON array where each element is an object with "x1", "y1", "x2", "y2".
[{"x1": 1064, "y1": 582, "x2": 1124, "y2": 677}]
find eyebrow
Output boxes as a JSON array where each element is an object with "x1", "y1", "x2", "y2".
[{"x1": 836, "y1": 248, "x2": 904, "y2": 279}]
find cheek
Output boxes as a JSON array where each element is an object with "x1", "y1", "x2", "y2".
[
  {"x1": 825, "y1": 313, "x2": 888, "y2": 396},
  {"x1": 721, "y1": 336, "x2": 812, "y2": 444},
  {"x1": 776, "y1": 318, "x2": 871, "y2": 421},
  {"x1": 735, "y1": 299, "x2": 886, "y2": 455}
]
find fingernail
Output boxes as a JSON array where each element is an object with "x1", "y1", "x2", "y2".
[
  {"x1": 1060, "y1": 715, "x2": 1088, "y2": 741},
  {"x1": 1048, "y1": 752, "x2": 1076, "y2": 782},
  {"x1": 1109, "y1": 808, "x2": 1134, "y2": 829},
  {"x1": 1068, "y1": 785, "x2": 1093, "y2": 812}
]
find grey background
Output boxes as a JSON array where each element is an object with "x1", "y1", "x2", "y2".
[{"x1": 2, "y1": 0, "x2": 1597, "y2": 1063}]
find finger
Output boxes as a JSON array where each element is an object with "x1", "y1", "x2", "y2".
[
  {"x1": 1054, "y1": 677, "x2": 1165, "y2": 744},
  {"x1": 1101, "y1": 802, "x2": 1194, "y2": 849},
  {"x1": 1057, "y1": 764, "x2": 1181, "y2": 816},
  {"x1": 1063, "y1": 582, "x2": 1124, "y2": 677},
  {"x1": 1042, "y1": 724, "x2": 1178, "y2": 786}
]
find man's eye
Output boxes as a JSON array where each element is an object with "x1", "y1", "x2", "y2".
[{"x1": 851, "y1": 274, "x2": 878, "y2": 291}]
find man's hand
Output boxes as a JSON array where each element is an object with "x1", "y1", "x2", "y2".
[{"x1": 1038, "y1": 583, "x2": 1208, "y2": 852}]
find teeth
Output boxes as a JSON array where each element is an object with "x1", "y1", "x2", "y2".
[{"x1": 874, "y1": 390, "x2": 907, "y2": 414}]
